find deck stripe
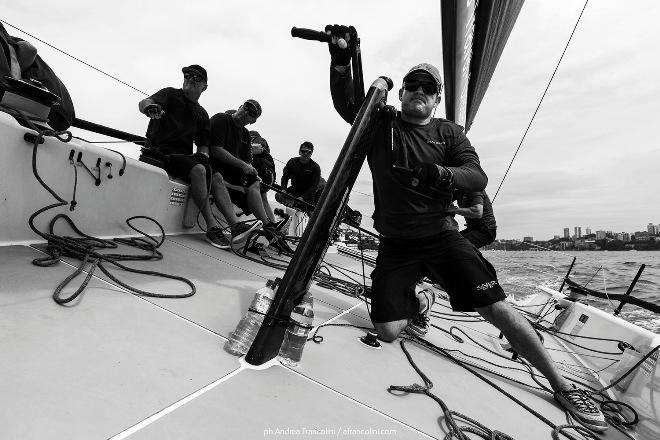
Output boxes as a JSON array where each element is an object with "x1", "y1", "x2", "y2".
[
  {"x1": 283, "y1": 367, "x2": 436, "y2": 439},
  {"x1": 107, "y1": 366, "x2": 246, "y2": 440}
]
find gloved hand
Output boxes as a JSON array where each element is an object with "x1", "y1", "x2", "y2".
[
  {"x1": 192, "y1": 152, "x2": 209, "y2": 165},
  {"x1": 412, "y1": 163, "x2": 443, "y2": 186},
  {"x1": 325, "y1": 24, "x2": 353, "y2": 67},
  {"x1": 144, "y1": 104, "x2": 164, "y2": 119}
]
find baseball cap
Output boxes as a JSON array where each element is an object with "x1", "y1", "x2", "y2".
[
  {"x1": 182, "y1": 64, "x2": 207, "y2": 82},
  {"x1": 403, "y1": 63, "x2": 442, "y2": 92}
]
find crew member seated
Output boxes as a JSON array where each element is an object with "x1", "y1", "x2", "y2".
[
  {"x1": 209, "y1": 100, "x2": 291, "y2": 253},
  {"x1": 275, "y1": 141, "x2": 325, "y2": 211},
  {"x1": 137, "y1": 65, "x2": 259, "y2": 249}
]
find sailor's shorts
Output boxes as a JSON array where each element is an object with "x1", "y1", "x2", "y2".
[{"x1": 370, "y1": 230, "x2": 506, "y2": 323}]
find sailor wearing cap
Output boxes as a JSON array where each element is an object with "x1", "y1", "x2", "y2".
[
  {"x1": 138, "y1": 65, "x2": 259, "y2": 249},
  {"x1": 326, "y1": 25, "x2": 607, "y2": 432}
]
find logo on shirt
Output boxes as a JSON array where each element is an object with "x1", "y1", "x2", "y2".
[
  {"x1": 426, "y1": 139, "x2": 445, "y2": 146},
  {"x1": 476, "y1": 280, "x2": 498, "y2": 291}
]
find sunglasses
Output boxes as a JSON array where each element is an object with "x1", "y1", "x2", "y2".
[
  {"x1": 300, "y1": 149, "x2": 312, "y2": 155},
  {"x1": 244, "y1": 102, "x2": 259, "y2": 118},
  {"x1": 403, "y1": 81, "x2": 438, "y2": 95},
  {"x1": 183, "y1": 73, "x2": 205, "y2": 83}
]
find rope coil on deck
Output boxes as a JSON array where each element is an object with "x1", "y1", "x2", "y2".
[{"x1": 19, "y1": 112, "x2": 196, "y2": 304}]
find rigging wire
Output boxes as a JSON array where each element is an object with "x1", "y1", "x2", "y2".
[
  {"x1": 0, "y1": 19, "x2": 149, "y2": 96},
  {"x1": 2, "y1": 18, "x2": 375, "y2": 200},
  {"x1": 491, "y1": 0, "x2": 589, "y2": 203}
]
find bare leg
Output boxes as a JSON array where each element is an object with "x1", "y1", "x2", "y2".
[
  {"x1": 476, "y1": 300, "x2": 569, "y2": 392},
  {"x1": 189, "y1": 165, "x2": 219, "y2": 230},
  {"x1": 261, "y1": 192, "x2": 277, "y2": 223},
  {"x1": 374, "y1": 320, "x2": 410, "y2": 342},
  {"x1": 210, "y1": 172, "x2": 239, "y2": 226},
  {"x1": 245, "y1": 182, "x2": 270, "y2": 224}
]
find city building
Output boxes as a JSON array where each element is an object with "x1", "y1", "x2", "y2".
[
  {"x1": 574, "y1": 226, "x2": 582, "y2": 239},
  {"x1": 559, "y1": 241, "x2": 574, "y2": 250},
  {"x1": 596, "y1": 230, "x2": 607, "y2": 240},
  {"x1": 616, "y1": 232, "x2": 631, "y2": 242},
  {"x1": 563, "y1": 228, "x2": 569, "y2": 239},
  {"x1": 585, "y1": 227, "x2": 591, "y2": 236},
  {"x1": 523, "y1": 236, "x2": 533, "y2": 243}
]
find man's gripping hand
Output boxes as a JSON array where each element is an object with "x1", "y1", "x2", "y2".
[
  {"x1": 192, "y1": 151, "x2": 209, "y2": 165},
  {"x1": 144, "y1": 104, "x2": 164, "y2": 120},
  {"x1": 241, "y1": 162, "x2": 258, "y2": 177},
  {"x1": 412, "y1": 163, "x2": 446, "y2": 186},
  {"x1": 325, "y1": 24, "x2": 353, "y2": 67}
]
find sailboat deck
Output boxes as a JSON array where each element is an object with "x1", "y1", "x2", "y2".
[{"x1": 0, "y1": 235, "x2": 631, "y2": 439}]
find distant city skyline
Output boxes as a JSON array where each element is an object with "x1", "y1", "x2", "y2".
[{"x1": 502, "y1": 221, "x2": 660, "y2": 242}]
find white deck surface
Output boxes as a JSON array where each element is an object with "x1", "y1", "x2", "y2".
[{"x1": 0, "y1": 237, "x2": 635, "y2": 439}]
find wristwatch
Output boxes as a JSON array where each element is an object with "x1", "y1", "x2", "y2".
[{"x1": 440, "y1": 166, "x2": 454, "y2": 185}]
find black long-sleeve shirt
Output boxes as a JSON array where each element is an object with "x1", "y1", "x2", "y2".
[
  {"x1": 281, "y1": 157, "x2": 321, "y2": 200},
  {"x1": 457, "y1": 191, "x2": 497, "y2": 230},
  {"x1": 330, "y1": 67, "x2": 487, "y2": 238},
  {"x1": 145, "y1": 87, "x2": 210, "y2": 155}
]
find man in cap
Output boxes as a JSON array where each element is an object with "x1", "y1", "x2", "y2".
[
  {"x1": 209, "y1": 100, "x2": 284, "y2": 239},
  {"x1": 138, "y1": 66, "x2": 259, "y2": 249},
  {"x1": 275, "y1": 141, "x2": 324, "y2": 210},
  {"x1": 325, "y1": 25, "x2": 607, "y2": 433}
]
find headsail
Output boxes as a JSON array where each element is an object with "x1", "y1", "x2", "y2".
[{"x1": 441, "y1": 0, "x2": 524, "y2": 132}]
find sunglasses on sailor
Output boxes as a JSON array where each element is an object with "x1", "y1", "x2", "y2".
[
  {"x1": 183, "y1": 73, "x2": 205, "y2": 83},
  {"x1": 403, "y1": 81, "x2": 438, "y2": 95},
  {"x1": 299, "y1": 149, "x2": 312, "y2": 155}
]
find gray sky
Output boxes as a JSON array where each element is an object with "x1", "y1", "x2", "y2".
[{"x1": 4, "y1": 0, "x2": 659, "y2": 240}]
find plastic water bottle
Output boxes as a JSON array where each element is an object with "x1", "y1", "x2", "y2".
[
  {"x1": 278, "y1": 291, "x2": 314, "y2": 367},
  {"x1": 224, "y1": 278, "x2": 280, "y2": 356}
]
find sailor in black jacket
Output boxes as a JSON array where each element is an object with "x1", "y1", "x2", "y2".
[{"x1": 324, "y1": 24, "x2": 605, "y2": 432}]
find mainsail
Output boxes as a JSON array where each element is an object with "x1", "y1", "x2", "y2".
[{"x1": 441, "y1": 0, "x2": 524, "y2": 132}]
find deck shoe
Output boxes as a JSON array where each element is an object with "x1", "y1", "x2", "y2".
[
  {"x1": 405, "y1": 314, "x2": 430, "y2": 338},
  {"x1": 206, "y1": 226, "x2": 231, "y2": 249},
  {"x1": 405, "y1": 288, "x2": 436, "y2": 337},
  {"x1": 230, "y1": 220, "x2": 262, "y2": 244},
  {"x1": 554, "y1": 385, "x2": 607, "y2": 432}
]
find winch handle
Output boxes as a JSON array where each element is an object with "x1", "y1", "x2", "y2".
[{"x1": 291, "y1": 27, "x2": 347, "y2": 49}]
